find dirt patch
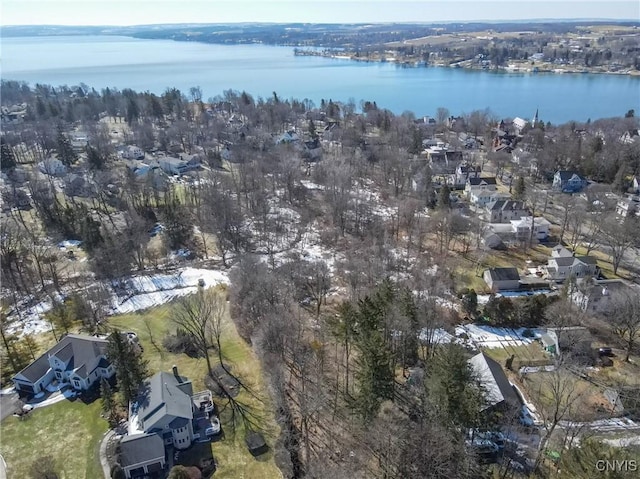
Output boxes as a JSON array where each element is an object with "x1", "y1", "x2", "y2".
[{"x1": 205, "y1": 364, "x2": 241, "y2": 398}]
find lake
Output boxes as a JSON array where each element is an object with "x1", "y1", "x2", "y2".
[{"x1": 1, "y1": 35, "x2": 639, "y2": 124}]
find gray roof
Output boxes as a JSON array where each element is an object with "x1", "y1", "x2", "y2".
[
  {"x1": 138, "y1": 371, "x2": 193, "y2": 431},
  {"x1": 553, "y1": 257, "x2": 576, "y2": 267},
  {"x1": 14, "y1": 334, "x2": 108, "y2": 384},
  {"x1": 540, "y1": 333, "x2": 556, "y2": 347},
  {"x1": 470, "y1": 352, "x2": 520, "y2": 410},
  {"x1": 14, "y1": 351, "x2": 51, "y2": 382},
  {"x1": 491, "y1": 200, "x2": 525, "y2": 211},
  {"x1": 49, "y1": 334, "x2": 109, "y2": 379},
  {"x1": 556, "y1": 170, "x2": 585, "y2": 181},
  {"x1": 552, "y1": 256, "x2": 597, "y2": 268},
  {"x1": 576, "y1": 255, "x2": 597, "y2": 265},
  {"x1": 119, "y1": 433, "x2": 165, "y2": 468},
  {"x1": 468, "y1": 177, "x2": 497, "y2": 186},
  {"x1": 487, "y1": 267, "x2": 520, "y2": 282}
]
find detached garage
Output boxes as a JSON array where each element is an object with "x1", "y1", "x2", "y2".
[
  {"x1": 12, "y1": 353, "x2": 54, "y2": 395},
  {"x1": 119, "y1": 433, "x2": 166, "y2": 479}
]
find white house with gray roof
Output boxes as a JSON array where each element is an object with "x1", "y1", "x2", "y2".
[
  {"x1": 122, "y1": 367, "x2": 219, "y2": 477},
  {"x1": 546, "y1": 248, "x2": 598, "y2": 281},
  {"x1": 12, "y1": 334, "x2": 114, "y2": 395}
]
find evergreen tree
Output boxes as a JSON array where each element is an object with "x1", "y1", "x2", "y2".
[
  {"x1": 56, "y1": 125, "x2": 77, "y2": 166},
  {"x1": 438, "y1": 184, "x2": 451, "y2": 209},
  {"x1": 1, "y1": 136, "x2": 17, "y2": 170},
  {"x1": 460, "y1": 288, "x2": 478, "y2": 317},
  {"x1": 308, "y1": 119, "x2": 318, "y2": 140},
  {"x1": 86, "y1": 144, "x2": 106, "y2": 170},
  {"x1": 100, "y1": 377, "x2": 118, "y2": 426},
  {"x1": 408, "y1": 127, "x2": 423, "y2": 155},
  {"x1": 425, "y1": 343, "x2": 484, "y2": 429},
  {"x1": 513, "y1": 176, "x2": 526, "y2": 200},
  {"x1": 352, "y1": 282, "x2": 396, "y2": 420},
  {"x1": 125, "y1": 97, "x2": 140, "y2": 125},
  {"x1": 108, "y1": 329, "x2": 148, "y2": 405}
]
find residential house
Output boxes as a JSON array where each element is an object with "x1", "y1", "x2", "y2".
[
  {"x1": 12, "y1": 334, "x2": 114, "y2": 395},
  {"x1": 512, "y1": 117, "x2": 528, "y2": 134},
  {"x1": 277, "y1": 130, "x2": 300, "y2": 144},
  {"x1": 553, "y1": 171, "x2": 588, "y2": 193},
  {"x1": 465, "y1": 177, "x2": 498, "y2": 206},
  {"x1": 483, "y1": 267, "x2": 521, "y2": 292},
  {"x1": 469, "y1": 352, "x2": 520, "y2": 411},
  {"x1": 546, "y1": 250, "x2": 598, "y2": 282},
  {"x1": 38, "y1": 158, "x2": 67, "y2": 177},
  {"x1": 510, "y1": 216, "x2": 551, "y2": 241},
  {"x1": 123, "y1": 367, "x2": 219, "y2": 477},
  {"x1": 70, "y1": 132, "x2": 88, "y2": 152},
  {"x1": 119, "y1": 145, "x2": 145, "y2": 160},
  {"x1": 571, "y1": 279, "x2": 633, "y2": 315},
  {"x1": 157, "y1": 156, "x2": 200, "y2": 176},
  {"x1": 485, "y1": 200, "x2": 529, "y2": 223},
  {"x1": 453, "y1": 162, "x2": 481, "y2": 188},
  {"x1": 551, "y1": 245, "x2": 574, "y2": 258},
  {"x1": 540, "y1": 330, "x2": 559, "y2": 356},
  {"x1": 616, "y1": 196, "x2": 640, "y2": 218},
  {"x1": 632, "y1": 176, "x2": 640, "y2": 194}
]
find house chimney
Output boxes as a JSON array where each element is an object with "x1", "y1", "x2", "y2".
[{"x1": 172, "y1": 365, "x2": 182, "y2": 383}]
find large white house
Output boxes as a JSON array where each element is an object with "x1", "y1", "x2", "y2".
[
  {"x1": 122, "y1": 368, "x2": 220, "y2": 478},
  {"x1": 546, "y1": 246, "x2": 598, "y2": 281},
  {"x1": 12, "y1": 334, "x2": 114, "y2": 395},
  {"x1": 465, "y1": 177, "x2": 500, "y2": 206}
]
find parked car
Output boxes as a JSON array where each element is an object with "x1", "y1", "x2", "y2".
[{"x1": 598, "y1": 347, "x2": 614, "y2": 357}]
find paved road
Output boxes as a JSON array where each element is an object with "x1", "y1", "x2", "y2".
[
  {"x1": 0, "y1": 390, "x2": 21, "y2": 421},
  {"x1": 0, "y1": 454, "x2": 6, "y2": 479},
  {"x1": 100, "y1": 429, "x2": 116, "y2": 479}
]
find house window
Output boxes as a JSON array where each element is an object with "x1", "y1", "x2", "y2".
[{"x1": 73, "y1": 381, "x2": 80, "y2": 388}]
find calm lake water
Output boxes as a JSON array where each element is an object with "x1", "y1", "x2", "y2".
[{"x1": 2, "y1": 35, "x2": 639, "y2": 124}]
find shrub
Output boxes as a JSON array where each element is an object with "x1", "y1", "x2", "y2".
[{"x1": 162, "y1": 328, "x2": 201, "y2": 357}]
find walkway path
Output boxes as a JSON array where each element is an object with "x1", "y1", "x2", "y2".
[
  {"x1": 99, "y1": 429, "x2": 116, "y2": 479},
  {"x1": 0, "y1": 454, "x2": 7, "y2": 479}
]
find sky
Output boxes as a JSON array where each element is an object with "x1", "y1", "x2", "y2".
[{"x1": 2, "y1": 0, "x2": 639, "y2": 26}]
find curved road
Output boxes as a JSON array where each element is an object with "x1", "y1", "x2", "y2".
[{"x1": 100, "y1": 430, "x2": 116, "y2": 479}]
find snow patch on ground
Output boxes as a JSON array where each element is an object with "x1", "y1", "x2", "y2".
[
  {"x1": 6, "y1": 268, "x2": 230, "y2": 335},
  {"x1": 5, "y1": 293, "x2": 65, "y2": 336},
  {"x1": 603, "y1": 436, "x2": 640, "y2": 447},
  {"x1": 112, "y1": 268, "x2": 229, "y2": 314},
  {"x1": 455, "y1": 324, "x2": 540, "y2": 349},
  {"x1": 300, "y1": 180, "x2": 326, "y2": 191},
  {"x1": 418, "y1": 328, "x2": 455, "y2": 344}
]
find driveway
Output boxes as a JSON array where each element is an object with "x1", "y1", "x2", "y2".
[{"x1": 0, "y1": 390, "x2": 22, "y2": 421}]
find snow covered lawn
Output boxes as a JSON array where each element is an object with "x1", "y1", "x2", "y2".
[
  {"x1": 112, "y1": 268, "x2": 229, "y2": 314},
  {"x1": 455, "y1": 324, "x2": 541, "y2": 349},
  {"x1": 6, "y1": 267, "x2": 230, "y2": 336}
]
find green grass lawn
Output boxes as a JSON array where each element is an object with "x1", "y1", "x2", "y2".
[
  {"x1": 0, "y1": 399, "x2": 108, "y2": 479},
  {"x1": 109, "y1": 291, "x2": 283, "y2": 479},
  {"x1": 1, "y1": 288, "x2": 281, "y2": 479}
]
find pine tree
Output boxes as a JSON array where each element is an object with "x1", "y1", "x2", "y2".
[
  {"x1": 1, "y1": 136, "x2": 17, "y2": 170},
  {"x1": 108, "y1": 329, "x2": 148, "y2": 405},
  {"x1": 513, "y1": 176, "x2": 526, "y2": 200},
  {"x1": 100, "y1": 377, "x2": 118, "y2": 426},
  {"x1": 56, "y1": 125, "x2": 77, "y2": 166},
  {"x1": 438, "y1": 184, "x2": 451, "y2": 209},
  {"x1": 308, "y1": 119, "x2": 318, "y2": 140}
]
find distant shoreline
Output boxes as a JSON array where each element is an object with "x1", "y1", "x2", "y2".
[{"x1": 293, "y1": 49, "x2": 640, "y2": 77}]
